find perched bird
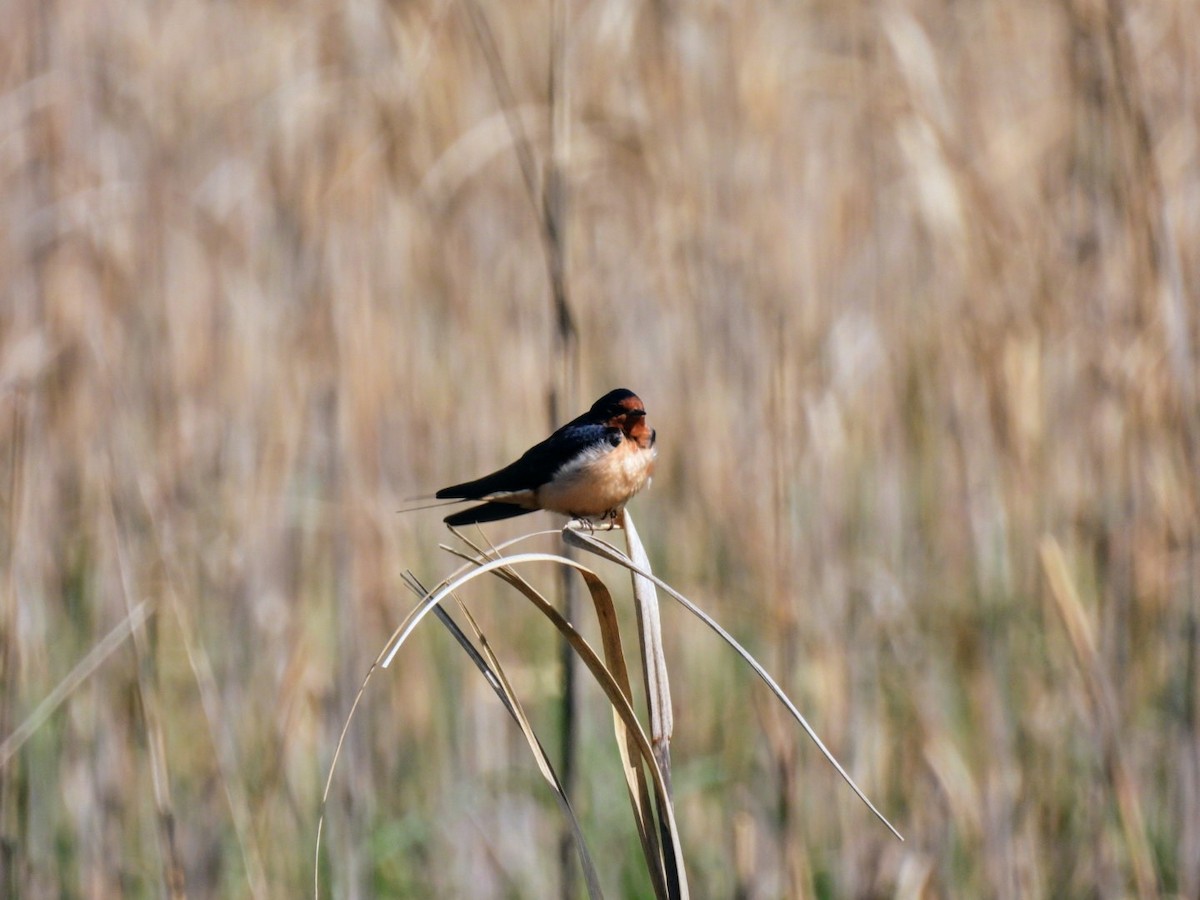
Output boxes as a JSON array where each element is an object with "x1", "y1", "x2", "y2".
[{"x1": 436, "y1": 388, "x2": 657, "y2": 527}]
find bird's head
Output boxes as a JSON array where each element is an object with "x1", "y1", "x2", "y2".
[{"x1": 591, "y1": 389, "x2": 656, "y2": 450}]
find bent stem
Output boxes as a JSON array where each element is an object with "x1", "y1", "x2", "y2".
[{"x1": 565, "y1": 527, "x2": 904, "y2": 842}]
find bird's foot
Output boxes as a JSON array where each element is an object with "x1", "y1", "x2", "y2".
[
  {"x1": 566, "y1": 516, "x2": 596, "y2": 534},
  {"x1": 565, "y1": 509, "x2": 623, "y2": 533}
]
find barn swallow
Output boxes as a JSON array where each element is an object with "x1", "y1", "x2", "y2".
[{"x1": 436, "y1": 388, "x2": 657, "y2": 527}]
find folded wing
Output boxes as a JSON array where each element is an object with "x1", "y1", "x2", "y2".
[{"x1": 436, "y1": 423, "x2": 617, "y2": 523}]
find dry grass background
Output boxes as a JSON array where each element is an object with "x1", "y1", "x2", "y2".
[{"x1": 2, "y1": 0, "x2": 1198, "y2": 896}]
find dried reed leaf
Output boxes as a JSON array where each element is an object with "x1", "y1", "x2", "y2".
[
  {"x1": 623, "y1": 513, "x2": 673, "y2": 793},
  {"x1": 438, "y1": 538, "x2": 684, "y2": 900},
  {"x1": 317, "y1": 547, "x2": 687, "y2": 900},
  {"x1": 564, "y1": 528, "x2": 904, "y2": 842},
  {"x1": 1039, "y1": 536, "x2": 1158, "y2": 898},
  {"x1": 400, "y1": 571, "x2": 605, "y2": 900}
]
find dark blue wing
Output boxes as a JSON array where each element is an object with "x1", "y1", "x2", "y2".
[{"x1": 436, "y1": 423, "x2": 617, "y2": 500}]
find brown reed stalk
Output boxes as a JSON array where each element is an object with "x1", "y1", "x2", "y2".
[
  {"x1": 1040, "y1": 537, "x2": 1158, "y2": 898},
  {"x1": 0, "y1": 395, "x2": 24, "y2": 896}
]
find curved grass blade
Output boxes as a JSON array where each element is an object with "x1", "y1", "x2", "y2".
[
  {"x1": 564, "y1": 528, "x2": 904, "y2": 842},
  {"x1": 439, "y1": 542, "x2": 686, "y2": 900},
  {"x1": 622, "y1": 514, "x2": 673, "y2": 787},
  {"x1": 619, "y1": 513, "x2": 677, "y2": 892},
  {"x1": 402, "y1": 572, "x2": 606, "y2": 900},
  {"x1": 317, "y1": 551, "x2": 688, "y2": 899}
]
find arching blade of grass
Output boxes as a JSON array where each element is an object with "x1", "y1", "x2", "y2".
[
  {"x1": 400, "y1": 571, "x2": 605, "y2": 900},
  {"x1": 315, "y1": 554, "x2": 603, "y2": 899},
  {"x1": 622, "y1": 514, "x2": 673, "y2": 791},
  {"x1": 610, "y1": 513, "x2": 678, "y2": 892},
  {"x1": 318, "y1": 549, "x2": 688, "y2": 900},
  {"x1": 444, "y1": 531, "x2": 678, "y2": 900},
  {"x1": 563, "y1": 527, "x2": 905, "y2": 842}
]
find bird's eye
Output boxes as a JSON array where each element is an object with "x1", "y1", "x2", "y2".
[{"x1": 607, "y1": 430, "x2": 622, "y2": 446}]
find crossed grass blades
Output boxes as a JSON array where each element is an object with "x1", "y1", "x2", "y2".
[{"x1": 316, "y1": 513, "x2": 901, "y2": 900}]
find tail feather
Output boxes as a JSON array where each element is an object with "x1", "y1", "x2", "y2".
[
  {"x1": 436, "y1": 454, "x2": 542, "y2": 501},
  {"x1": 436, "y1": 472, "x2": 512, "y2": 500},
  {"x1": 435, "y1": 481, "x2": 477, "y2": 500},
  {"x1": 444, "y1": 502, "x2": 534, "y2": 527}
]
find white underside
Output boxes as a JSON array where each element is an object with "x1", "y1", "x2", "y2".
[{"x1": 534, "y1": 439, "x2": 655, "y2": 518}]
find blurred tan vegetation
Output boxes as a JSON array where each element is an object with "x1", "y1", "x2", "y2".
[{"x1": 2, "y1": 0, "x2": 1198, "y2": 896}]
